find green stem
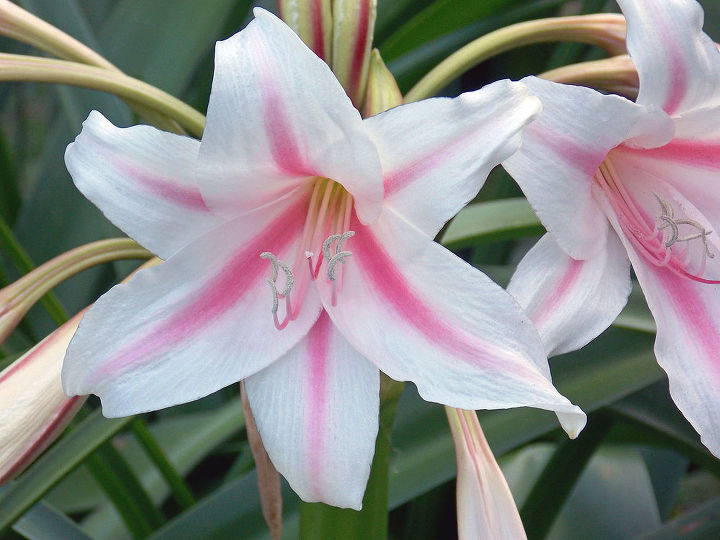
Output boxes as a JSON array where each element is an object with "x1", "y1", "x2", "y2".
[
  {"x1": 520, "y1": 412, "x2": 614, "y2": 540},
  {"x1": 299, "y1": 378, "x2": 404, "y2": 539},
  {"x1": 0, "y1": 213, "x2": 68, "y2": 325},
  {"x1": 130, "y1": 418, "x2": 197, "y2": 510},
  {"x1": 0, "y1": 54, "x2": 205, "y2": 138},
  {"x1": 405, "y1": 14, "x2": 626, "y2": 102}
]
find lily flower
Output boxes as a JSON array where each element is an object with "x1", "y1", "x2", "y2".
[
  {"x1": 61, "y1": 9, "x2": 584, "y2": 509},
  {"x1": 0, "y1": 312, "x2": 86, "y2": 484},
  {"x1": 504, "y1": 0, "x2": 720, "y2": 456}
]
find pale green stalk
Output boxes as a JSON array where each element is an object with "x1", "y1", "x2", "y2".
[
  {"x1": 0, "y1": 54, "x2": 205, "y2": 137},
  {"x1": 541, "y1": 54, "x2": 638, "y2": 99},
  {"x1": 0, "y1": 239, "x2": 151, "y2": 344},
  {"x1": 0, "y1": 0, "x2": 185, "y2": 133},
  {"x1": 405, "y1": 14, "x2": 627, "y2": 102}
]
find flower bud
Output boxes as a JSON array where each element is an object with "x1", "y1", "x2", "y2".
[
  {"x1": 278, "y1": 0, "x2": 333, "y2": 62},
  {"x1": 331, "y1": 0, "x2": 377, "y2": 108},
  {"x1": 362, "y1": 49, "x2": 402, "y2": 117},
  {"x1": 446, "y1": 407, "x2": 527, "y2": 540},
  {"x1": 0, "y1": 312, "x2": 86, "y2": 484}
]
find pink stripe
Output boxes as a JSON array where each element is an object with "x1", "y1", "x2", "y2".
[
  {"x1": 659, "y1": 27, "x2": 687, "y2": 115},
  {"x1": 616, "y1": 140, "x2": 720, "y2": 169},
  {"x1": 262, "y1": 75, "x2": 313, "y2": 178},
  {"x1": 532, "y1": 258, "x2": 584, "y2": 330},
  {"x1": 528, "y1": 123, "x2": 606, "y2": 177},
  {"x1": 348, "y1": 0, "x2": 370, "y2": 100},
  {"x1": 651, "y1": 265, "x2": 720, "y2": 378},
  {"x1": 384, "y1": 134, "x2": 472, "y2": 197},
  {"x1": 305, "y1": 311, "x2": 331, "y2": 496},
  {"x1": 351, "y1": 214, "x2": 539, "y2": 376},
  {"x1": 311, "y1": 0, "x2": 326, "y2": 60},
  {"x1": 113, "y1": 159, "x2": 208, "y2": 210},
  {"x1": 100, "y1": 196, "x2": 308, "y2": 376}
]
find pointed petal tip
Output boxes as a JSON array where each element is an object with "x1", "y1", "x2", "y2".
[{"x1": 557, "y1": 407, "x2": 587, "y2": 439}]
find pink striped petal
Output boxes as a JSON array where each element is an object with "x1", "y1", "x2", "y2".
[
  {"x1": 244, "y1": 311, "x2": 379, "y2": 510},
  {"x1": 502, "y1": 77, "x2": 672, "y2": 260},
  {"x1": 65, "y1": 111, "x2": 221, "y2": 260},
  {"x1": 321, "y1": 208, "x2": 586, "y2": 437},
  {"x1": 364, "y1": 79, "x2": 540, "y2": 238},
  {"x1": 508, "y1": 233, "x2": 632, "y2": 357},
  {"x1": 615, "y1": 226, "x2": 720, "y2": 458},
  {"x1": 197, "y1": 8, "x2": 383, "y2": 223},
  {"x1": 618, "y1": 0, "x2": 720, "y2": 117},
  {"x1": 62, "y1": 193, "x2": 322, "y2": 416},
  {"x1": 1, "y1": 313, "x2": 86, "y2": 483}
]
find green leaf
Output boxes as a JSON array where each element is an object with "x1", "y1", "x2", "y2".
[
  {"x1": 0, "y1": 411, "x2": 132, "y2": 534},
  {"x1": 379, "y1": 0, "x2": 523, "y2": 61},
  {"x1": 98, "y1": 0, "x2": 241, "y2": 97},
  {"x1": 520, "y1": 412, "x2": 614, "y2": 539},
  {"x1": 4, "y1": 496, "x2": 92, "y2": 540},
  {"x1": 635, "y1": 496, "x2": 720, "y2": 539},
  {"x1": 439, "y1": 197, "x2": 543, "y2": 250},
  {"x1": 71, "y1": 398, "x2": 245, "y2": 539}
]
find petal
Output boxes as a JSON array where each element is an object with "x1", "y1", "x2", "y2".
[
  {"x1": 321, "y1": 208, "x2": 586, "y2": 437},
  {"x1": 62, "y1": 192, "x2": 322, "y2": 416},
  {"x1": 616, "y1": 230, "x2": 720, "y2": 458},
  {"x1": 245, "y1": 312, "x2": 379, "y2": 510},
  {"x1": 363, "y1": 79, "x2": 539, "y2": 238},
  {"x1": 508, "y1": 232, "x2": 632, "y2": 357},
  {"x1": 618, "y1": 0, "x2": 720, "y2": 116},
  {"x1": 446, "y1": 408, "x2": 527, "y2": 540},
  {"x1": 502, "y1": 76, "x2": 671, "y2": 260},
  {"x1": 1, "y1": 313, "x2": 86, "y2": 483},
  {"x1": 65, "y1": 111, "x2": 221, "y2": 260},
  {"x1": 197, "y1": 8, "x2": 383, "y2": 222}
]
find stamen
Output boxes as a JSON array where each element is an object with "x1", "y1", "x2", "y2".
[
  {"x1": 260, "y1": 252, "x2": 295, "y2": 328},
  {"x1": 321, "y1": 231, "x2": 355, "y2": 306},
  {"x1": 653, "y1": 194, "x2": 715, "y2": 258}
]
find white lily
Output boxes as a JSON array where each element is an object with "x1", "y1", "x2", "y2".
[{"x1": 62, "y1": 9, "x2": 584, "y2": 509}]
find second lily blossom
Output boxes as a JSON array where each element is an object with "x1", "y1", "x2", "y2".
[
  {"x1": 505, "y1": 0, "x2": 720, "y2": 457},
  {"x1": 60, "y1": 9, "x2": 584, "y2": 509}
]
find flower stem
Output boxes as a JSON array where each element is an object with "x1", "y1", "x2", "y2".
[
  {"x1": 0, "y1": 54, "x2": 205, "y2": 138},
  {"x1": 405, "y1": 14, "x2": 627, "y2": 102},
  {"x1": 0, "y1": 214, "x2": 68, "y2": 325}
]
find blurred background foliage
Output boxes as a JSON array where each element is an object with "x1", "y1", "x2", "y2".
[{"x1": 1, "y1": 0, "x2": 719, "y2": 538}]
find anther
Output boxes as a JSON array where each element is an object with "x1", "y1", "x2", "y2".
[
  {"x1": 260, "y1": 252, "x2": 295, "y2": 322},
  {"x1": 654, "y1": 193, "x2": 715, "y2": 259}
]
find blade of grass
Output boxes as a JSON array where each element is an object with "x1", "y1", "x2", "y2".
[{"x1": 129, "y1": 418, "x2": 196, "y2": 510}]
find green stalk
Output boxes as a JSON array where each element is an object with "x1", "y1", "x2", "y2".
[
  {"x1": 0, "y1": 54, "x2": 205, "y2": 138},
  {"x1": 299, "y1": 377, "x2": 404, "y2": 539},
  {"x1": 0, "y1": 213, "x2": 68, "y2": 325},
  {"x1": 405, "y1": 14, "x2": 626, "y2": 102},
  {"x1": 130, "y1": 418, "x2": 197, "y2": 510}
]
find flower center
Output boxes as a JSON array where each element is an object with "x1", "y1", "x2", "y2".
[
  {"x1": 594, "y1": 155, "x2": 719, "y2": 284},
  {"x1": 260, "y1": 177, "x2": 355, "y2": 329}
]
